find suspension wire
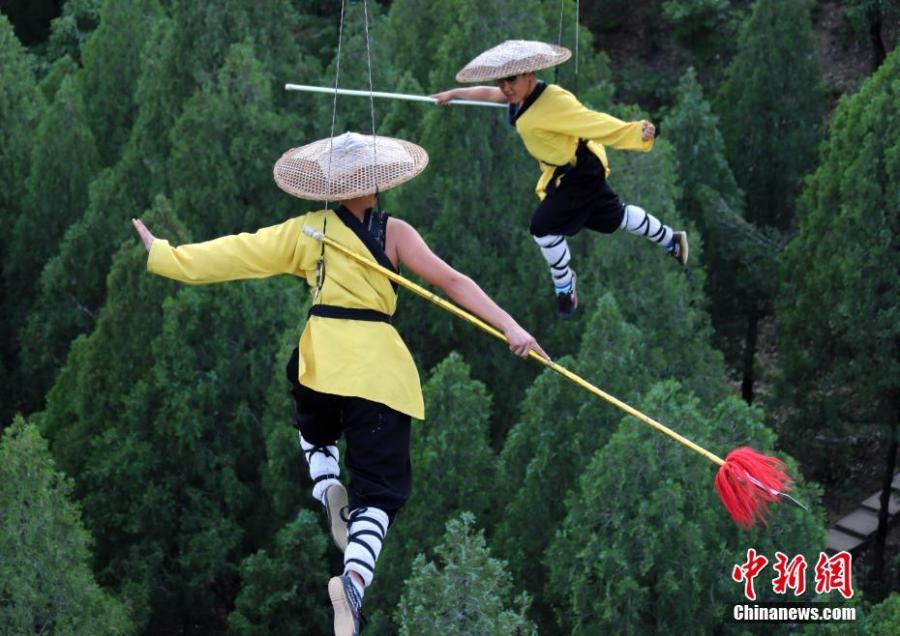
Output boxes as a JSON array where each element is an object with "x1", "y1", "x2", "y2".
[
  {"x1": 575, "y1": 0, "x2": 580, "y2": 77},
  {"x1": 362, "y1": 0, "x2": 381, "y2": 210},
  {"x1": 317, "y1": 0, "x2": 347, "y2": 298},
  {"x1": 557, "y1": 0, "x2": 565, "y2": 46},
  {"x1": 325, "y1": 0, "x2": 347, "y2": 209},
  {"x1": 555, "y1": 0, "x2": 564, "y2": 84}
]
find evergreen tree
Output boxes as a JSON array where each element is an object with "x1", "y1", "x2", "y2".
[
  {"x1": 546, "y1": 382, "x2": 825, "y2": 635},
  {"x1": 494, "y1": 287, "x2": 726, "y2": 630},
  {"x1": 776, "y1": 47, "x2": 899, "y2": 593},
  {"x1": 41, "y1": 0, "x2": 102, "y2": 67},
  {"x1": 396, "y1": 512, "x2": 537, "y2": 636},
  {"x1": 228, "y1": 510, "x2": 332, "y2": 636},
  {"x1": 0, "y1": 417, "x2": 132, "y2": 634},
  {"x1": 167, "y1": 39, "x2": 299, "y2": 239},
  {"x1": 0, "y1": 14, "x2": 43, "y2": 424},
  {"x1": 21, "y1": 3, "x2": 315, "y2": 419},
  {"x1": 5, "y1": 73, "x2": 100, "y2": 411},
  {"x1": 664, "y1": 66, "x2": 775, "y2": 396},
  {"x1": 365, "y1": 353, "x2": 497, "y2": 633},
  {"x1": 79, "y1": 0, "x2": 164, "y2": 166},
  {"x1": 717, "y1": 0, "x2": 824, "y2": 231},
  {"x1": 718, "y1": 0, "x2": 829, "y2": 402},
  {"x1": 94, "y1": 274, "x2": 304, "y2": 632}
]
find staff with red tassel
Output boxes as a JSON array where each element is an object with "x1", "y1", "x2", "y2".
[{"x1": 303, "y1": 227, "x2": 806, "y2": 528}]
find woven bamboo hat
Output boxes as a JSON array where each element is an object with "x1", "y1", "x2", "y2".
[
  {"x1": 274, "y1": 132, "x2": 429, "y2": 201},
  {"x1": 456, "y1": 40, "x2": 571, "y2": 83}
]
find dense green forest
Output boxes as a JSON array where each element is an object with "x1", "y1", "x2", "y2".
[{"x1": 1, "y1": 0, "x2": 897, "y2": 634}]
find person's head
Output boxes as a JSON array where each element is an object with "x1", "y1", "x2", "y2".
[
  {"x1": 497, "y1": 71, "x2": 537, "y2": 103},
  {"x1": 455, "y1": 39, "x2": 570, "y2": 90},
  {"x1": 273, "y1": 132, "x2": 429, "y2": 205}
]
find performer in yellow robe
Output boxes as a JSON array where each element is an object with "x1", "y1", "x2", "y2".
[
  {"x1": 132, "y1": 132, "x2": 546, "y2": 636},
  {"x1": 434, "y1": 40, "x2": 689, "y2": 319}
]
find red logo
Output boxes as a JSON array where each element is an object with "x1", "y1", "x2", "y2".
[
  {"x1": 814, "y1": 552, "x2": 854, "y2": 599},
  {"x1": 732, "y1": 548, "x2": 769, "y2": 601},
  {"x1": 732, "y1": 550, "x2": 853, "y2": 600}
]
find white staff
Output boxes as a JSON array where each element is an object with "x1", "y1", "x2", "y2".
[{"x1": 284, "y1": 83, "x2": 507, "y2": 108}]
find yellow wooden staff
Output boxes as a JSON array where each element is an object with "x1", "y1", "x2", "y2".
[{"x1": 303, "y1": 226, "x2": 802, "y2": 528}]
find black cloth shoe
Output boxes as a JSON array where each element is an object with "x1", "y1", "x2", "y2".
[
  {"x1": 668, "y1": 231, "x2": 689, "y2": 266},
  {"x1": 555, "y1": 271, "x2": 578, "y2": 320},
  {"x1": 329, "y1": 574, "x2": 365, "y2": 636},
  {"x1": 323, "y1": 484, "x2": 349, "y2": 552}
]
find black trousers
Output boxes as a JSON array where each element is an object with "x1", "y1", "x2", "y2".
[
  {"x1": 286, "y1": 348, "x2": 412, "y2": 519},
  {"x1": 530, "y1": 141, "x2": 626, "y2": 237}
]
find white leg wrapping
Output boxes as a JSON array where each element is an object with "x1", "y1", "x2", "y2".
[
  {"x1": 298, "y1": 432, "x2": 340, "y2": 503},
  {"x1": 620, "y1": 204, "x2": 673, "y2": 247},
  {"x1": 343, "y1": 507, "x2": 389, "y2": 588},
  {"x1": 533, "y1": 234, "x2": 574, "y2": 291}
]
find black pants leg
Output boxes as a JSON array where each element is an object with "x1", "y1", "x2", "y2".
[
  {"x1": 529, "y1": 143, "x2": 626, "y2": 237},
  {"x1": 286, "y1": 348, "x2": 412, "y2": 521}
]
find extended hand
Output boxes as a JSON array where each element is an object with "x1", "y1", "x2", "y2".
[
  {"x1": 430, "y1": 90, "x2": 455, "y2": 106},
  {"x1": 132, "y1": 218, "x2": 156, "y2": 252},
  {"x1": 641, "y1": 120, "x2": 656, "y2": 142},
  {"x1": 505, "y1": 324, "x2": 551, "y2": 361}
]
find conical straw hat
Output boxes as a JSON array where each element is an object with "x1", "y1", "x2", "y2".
[
  {"x1": 456, "y1": 40, "x2": 571, "y2": 83},
  {"x1": 274, "y1": 132, "x2": 429, "y2": 201}
]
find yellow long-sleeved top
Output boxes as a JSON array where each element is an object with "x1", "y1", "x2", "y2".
[
  {"x1": 512, "y1": 83, "x2": 653, "y2": 199},
  {"x1": 147, "y1": 208, "x2": 425, "y2": 419}
]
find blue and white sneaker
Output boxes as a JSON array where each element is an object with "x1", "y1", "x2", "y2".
[{"x1": 555, "y1": 271, "x2": 578, "y2": 320}]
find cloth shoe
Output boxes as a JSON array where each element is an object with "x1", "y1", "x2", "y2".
[
  {"x1": 329, "y1": 574, "x2": 365, "y2": 636},
  {"x1": 556, "y1": 270, "x2": 578, "y2": 320},
  {"x1": 323, "y1": 484, "x2": 349, "y2": 552},
  {"x1": 668, "y1": 231, "x2": 689, "y2": 266}
]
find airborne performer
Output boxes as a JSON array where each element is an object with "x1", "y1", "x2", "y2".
[
  {"x1": 434, "y1": 40, "x2": 689, "y2": 319},
  {"x1": 132, "y1": 132, "x2": 547, "y2": 636}
]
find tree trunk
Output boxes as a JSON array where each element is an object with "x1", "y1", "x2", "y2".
[
  {"x1": 868, "y1": 7, "x2": 887, "y2": 72},
  {"x1": 870, "y1": 423, "x2": 898, "y2": 594},
  {"x1": 741, "y1": 311, "x2": 758, "y2": 404}
]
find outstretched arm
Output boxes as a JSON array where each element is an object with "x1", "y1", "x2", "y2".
[
  {"x1": 431, "y1": 86, "x2": 507, "y2": 105},
  {"x1": 389, "y1": 218, "x2": 549, "y2": 360},
  {"x1": 131, "y1": 217, "x2": 309, "y2": 284}
]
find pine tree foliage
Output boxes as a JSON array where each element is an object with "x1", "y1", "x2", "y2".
[
  {"x1": 776, "y1": 47, "x2": 899, "y2": 483},
  {"x1": 6, "y1": 73, "x2": 99, "y2": 319},
  {"x1": 397, "y1": 512, "x2": 537, "y2": 636},
  {"x1": 79, "y1": 0, "x2": 164, "y2": 166},
  {"x1": 0, "y1": 417, "x2": 132, "y2": 635},
  {"x1": 664, "y1": 66, "x2": 775, "y2": 365},
  {"x1": 716, "y1": 0, "x2": 825, "y2": 230},
  {"x1": 546, "y1": 382, "x2": 825, "y2": 635},
  {"x1": 364, "y1": 353, "x2": 497, "y2": 632},
  {"x1": 0, "y1": 0, "x2": 892, "y2": 631},
  {"x1": 227, "y1": 510, "x2": 332, "y2": 636},
  {"x1": 0, "y1": 14, "x2": 44, "y2": 424}
]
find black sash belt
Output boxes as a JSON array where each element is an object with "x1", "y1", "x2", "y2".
[{"x1": 308, "y1": 304, "x2": 392, "y2": 323}]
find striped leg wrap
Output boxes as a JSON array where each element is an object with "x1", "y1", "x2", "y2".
[
  {"x1": 344, "y1": 507, "x2": 389, "y2": 588},
  {"x1": 533, "y1": 234, "x2": 574, "y2": 292},
  {"x1": 619, "y1": 204, "x2": 673, "y2": 248},
  {"x1": 299, "y1": 432, "x2": 340, "y2": 503}
]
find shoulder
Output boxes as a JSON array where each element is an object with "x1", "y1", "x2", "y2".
[
  {"x1": 546, "y1": 84, "x2": 582, "y2": 105},
  {"x1": 387, "y1": 216, "x2": 416, "y2": 237}
]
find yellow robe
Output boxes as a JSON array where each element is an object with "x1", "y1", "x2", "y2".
[
  {"x1": 147, "y1": 209, "x2": 425, "y2": 419},
  {"x1": 512, "y1": 83, "x2": 654, "y2": 199}
]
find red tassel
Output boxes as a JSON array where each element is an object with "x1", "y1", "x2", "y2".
[{"x1": 714, "y1": 447, "x2": 792, "y2": 529}]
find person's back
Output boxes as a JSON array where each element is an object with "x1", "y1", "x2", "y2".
[{"x1": 133, "y1": 131, "x2": 545, "y2": 636}]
